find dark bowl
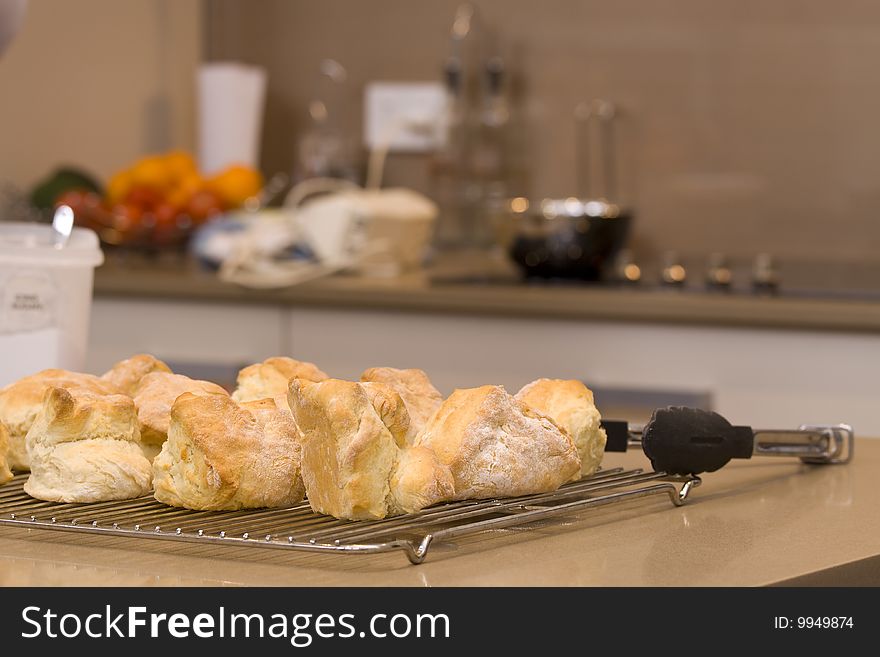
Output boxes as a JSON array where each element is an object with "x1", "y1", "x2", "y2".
[{"x1": 505, "y1": 198, "x2": 632, "y2": 281}]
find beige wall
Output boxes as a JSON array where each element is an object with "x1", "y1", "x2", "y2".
[
  {"x1": 0, "y1": 0, "x2": 202, "y2": 190},
  {"x1": 207, "y1": 0, "x2": 880, "y2": 263}
]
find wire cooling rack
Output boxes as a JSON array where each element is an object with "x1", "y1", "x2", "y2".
[{"x1": 0, "y1": 468, "x2": 699, "y2": 564}]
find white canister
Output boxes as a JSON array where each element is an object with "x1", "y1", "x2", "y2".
[{"x1": 0, "y1": 222, "x2": 104, "y2": 386}]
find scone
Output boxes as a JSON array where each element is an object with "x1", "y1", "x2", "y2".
[
  {"x1": 152, "y1": 393, "x2": 305, "y2": 510},
  {"x1": 415, "y1": 385, "x2": 581, "y2": 500},
  {"x1": 101, "y1": 354, "x2": 172, "y2": 395},
  {"x1": 360, "y1": 367, "x2": 443, "y2": 442},
  {"x1": 390, "y1": 445, "x2": 455, "y2": 515},
  {"x1": 516, "y1": 378, "x2": 607, "y2": 478},
  {"x1": 23, "y1": 387, "x2": 152, "y2": 503},
  {"x1": 232, "y1": 356, "x2": 329, "y2": 409},
  {"x1": 288, "y1": 378, "x2": 454, "y2": 520},
  {"x1": 358, "y1": 381, "x2": 412, "y2": 447},
  {"x1": 0, "y1": 422, "x2": 13, "y2": 484},
  {"x1": 0, "y1": 369, "x2": 118, "y2": 471},
  {"x1": 132, "y1": 372, "x2": 229, "y2": 461}
]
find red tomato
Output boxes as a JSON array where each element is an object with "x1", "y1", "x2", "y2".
[
  {"x1": 112, "y1": 203, "x2": 143, "y2": 224},
  {"x1": 154, "y1": 202, "x2": 179, "y2": 228},
  {"x1": 185, "y1": 190, "x2": 224, "y2": 223},
  {"x1": 54, "y1": 190, "x2": 87, "y2": 214},
  {"x1": 55, "y1": 191, "x2": 108, "y2": 232},
  {"x1": 124, "y1": 185, "x2": 164, "y2": 211}
]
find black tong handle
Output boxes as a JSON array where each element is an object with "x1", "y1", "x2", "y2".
[{"x1": 601, "y1": 406, "x2": 853, "y2": 476}]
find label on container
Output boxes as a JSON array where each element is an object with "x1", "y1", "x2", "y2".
[{"x1": 0, "y1": 269, "x2": 57, "y2": 334}]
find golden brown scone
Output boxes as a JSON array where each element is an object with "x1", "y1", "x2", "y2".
[
  {"x1": 288, "y1": 378, "x2": 453, "y2": 520},
  {"x1": 152, "y1": 393, "x2": 305, "y2": 510},
  {"x1": 359, "y1": 382, "x2": 411, "y2": 448},
  {"x1": 0, "y1": 422, "x2": 13, "y2": 484},
  {"x1": 23, "y1": 387, "x2": 152, "y2": 502},
  {"x1": 232, "y1": 357, "x2": 329, "y2": 409},
  {"x1": 360, "y1": 367, "x2": 443, "y2": 442},
  {"x1": 288, "y1": 379, "x2": 398, "y2": 520},
  {"x1": 390, "y1": 445, "x2": 454, "y2": 514},
  {"x1": 132, "y1": 372, "x2": 229, "y2": 460},
  {"x1": 101, "y1": 354, "x2": 172, "y2": 395},
  {"x1": 516, "y1": 379, "x2": 607, "y2": 479},
  {"x1": 0, "y1": 369, "x2": 117, "y2": 471},
  {"x1": 415, "y1": 385, "x2": 581, "y2": 500}
]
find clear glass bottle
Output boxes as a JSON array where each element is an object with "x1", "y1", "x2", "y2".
[
  {"x1": 429, "y1": 58, "x2": 471, "y2": 249},
  {"x1": 293, "y1": 59, "x2": 357, "y2": 184},
  {"x1": 469, "y1": 55, "x2": 511, "y2": 250}
]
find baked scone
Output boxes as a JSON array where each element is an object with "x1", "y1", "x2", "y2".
[
  {"x1": 132, "y1": 372, "x2": 229, "y2": 460},
  {"x1": 23, "y1": 387, "x2": 152, "y2": 502},
  {"x1": 152, "y1": 393, "x2": 305, "y2": 510},
  {"x1": 101, "y1": 354, "x2": 172, "y2": 395},
  {"x1": 0, "y1": 369, "x2": 117, "y2": 471},
  {"x1": 359, "y1": 381, "x2": 411, "y2": 447},
  {"x1": 0, "y1": 422, "x2": 13, "y2": 485},
  {"x1": 415, "y1": 385, "x2": 581, "y2": 500},
  {"x1": 390, "y1": 445, "x2": 455, "y2": 514},
  {"x1": 516, "y1": 378, "x2": 607, "y2": 478},
  {"x1": 360, "y1": 367, "x2": 443, "y2": 442},
  {"x1": 288, "y1": 378, "x2": 454, "y2": 520},
  {"x1": 232, "y1": 356, "x2": 329, "y2": 408}
]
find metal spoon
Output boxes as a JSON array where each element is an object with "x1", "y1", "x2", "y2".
[{"x1": 52, "y1": 204, "x2": 74, "y2": 249}]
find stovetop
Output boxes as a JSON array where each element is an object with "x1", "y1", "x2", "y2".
[
  {"x1": 626, "y1": 257, "x2": 880, "y2": 301},
  {"x1": 430, "y1": 252, "x2": 880, "y2": 302}
]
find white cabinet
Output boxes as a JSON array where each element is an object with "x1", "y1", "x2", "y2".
[
  {"x1": 287, "y1": 307, "x2": 880, "y2": 433},
  {"x1": 88, "y1": 299, "x2": 880, "y2": 435},
  {"x1": 87, "y1": 298, "x2": 287, "y2": 388}
]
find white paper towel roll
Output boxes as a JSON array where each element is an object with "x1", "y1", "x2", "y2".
[{"x1": 197, "y1": 62, "x2": 267, "y2": 175}]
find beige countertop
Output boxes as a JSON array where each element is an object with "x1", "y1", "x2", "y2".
[
  {"x1": 1, "y1": 439, "x2": 877, "y2": 587},
  {"x1": 92, "y1": 257, "x2": 880, "y2": 333}
]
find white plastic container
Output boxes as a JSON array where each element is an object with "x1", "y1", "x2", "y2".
[{"x1": 0, "y1": 222, "x2": 104, "y2": 387}]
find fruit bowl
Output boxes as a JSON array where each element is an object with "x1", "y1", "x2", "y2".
[
  {"x1": 63, "y1": 190, "x2": 202, "y2": 253},
  {"x1": 45, "y1": 152, "x2": 263, "y2": 254}
]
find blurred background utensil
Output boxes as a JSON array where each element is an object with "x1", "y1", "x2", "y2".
[{"x1": 504, "y1": 99, "x2": 633, "y2": 281}]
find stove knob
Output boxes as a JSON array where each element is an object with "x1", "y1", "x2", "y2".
[
  {"x1": 661, "y1": 251, "x2": 687, "y2": 286},
  {"x1": 706, "y1": 253, "x2": 732, "y2": 290},
  {"x1": 613, "y1": 249, "x2": 641, "y2": 284},
  {"x1": 752, "y1": 253, "x2": 779, "y2": 293}
]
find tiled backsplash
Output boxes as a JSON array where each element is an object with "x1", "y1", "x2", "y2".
[
  {"x1": 208, "y1": 0, "x2": 880, "y2": 263},
  {"x1": 0, "y1": 0, "x2": 201, "y2": 191}
]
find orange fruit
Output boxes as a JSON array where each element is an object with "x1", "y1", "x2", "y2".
[
  {"x1": 205, "y1": 164, "x2": 263, "y2": 209},
  {"x1": 166, "y1": 171, "x2": 204, "y2": 209},
  {"x1": 129, "y1": 155, "x2": 173, "y2": 191},
  {"x1": 106, "y1": 169, "x2": 133, "y2": 206},
  {"x1": 163, "y1": 150, "x2": 198, "y2": 183}
]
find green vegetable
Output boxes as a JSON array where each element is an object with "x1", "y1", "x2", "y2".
[{"x1": 29, "y1": 166, "x2": 103, "y2": 210}]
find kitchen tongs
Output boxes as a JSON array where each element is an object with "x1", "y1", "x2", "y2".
[{"x1": 602, "y1": 407, "x2": 854, "y2": 475}]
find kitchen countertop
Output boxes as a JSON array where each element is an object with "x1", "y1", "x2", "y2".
[
  {"x1": 92, "y1": 256, "x2": 880, "y2": 333},
  {"x1": 1, "y1": 438, "x2": 876, "y2": 587}
]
